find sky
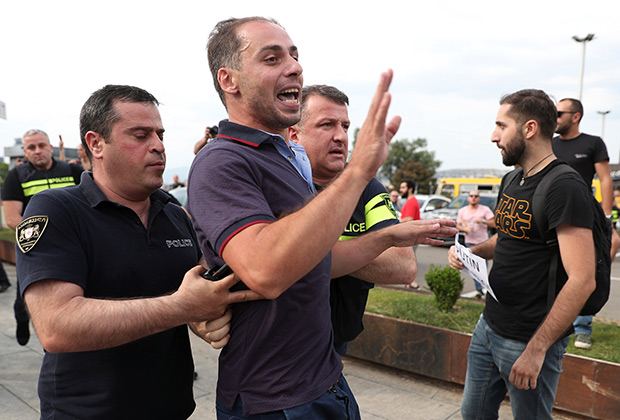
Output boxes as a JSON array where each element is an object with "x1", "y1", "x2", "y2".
[{"x1": 1, "y1": 0, "x2": 619, "y2": 183}]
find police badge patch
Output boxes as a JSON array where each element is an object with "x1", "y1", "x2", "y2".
[{"x1": 17, "y1": 216, "x2": 49, "y2": 253}]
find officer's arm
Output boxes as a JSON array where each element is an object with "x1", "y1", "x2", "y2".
[
  {"x1": 343, "y1": 246, "x2": 416, "y2": 285},
  {"x1": 509, "y1": 223, "x2": 595, "y2": 390},
  {"x1": 220, "y1": 71, "x2": 402, "y2": 300},
  {"x1": 3, "y1": 200, "x2": 24, "y2": 230},
  {"x1": 595, "y1": 160, "x2": 613, "y2": 215},
  {"x1": 331, "y1": 219, "x2": 457, "y2": 279},
  {"x1": 23, "y1": 268, "x2": 261, "y2": 353}
]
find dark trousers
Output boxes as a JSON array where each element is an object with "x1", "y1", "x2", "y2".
[
  {"x1": 14, "y1": 278, "x2": 29, "y2": 324},
  {"x1": 0, "y1": 262, "x2": 9, "y2": 286},
  {"x1": 216, "y1": 374, "x2": 361, "y2": 420}
]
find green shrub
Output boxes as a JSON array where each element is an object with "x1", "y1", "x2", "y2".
[
  {"x1": 0, "y1": 228, "x2": 15, "y2": 242},
  {"x1": 425, "y1": 264, "x2": 464, "y2": 312}
]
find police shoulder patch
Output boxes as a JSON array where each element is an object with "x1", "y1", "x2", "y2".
[{"x1": 16, "y1": 215, "x2": 49, "y2": 254}]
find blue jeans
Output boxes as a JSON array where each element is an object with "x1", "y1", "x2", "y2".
[
  {"x1": 573, "y1": 315, "x2": 592, "y2": 336},
  {"x1": 461, "y1": 315, "x2": 569, "y2": 420},
  {"x1": 216, "y1": 374, "x2": 360, "y2": 420}
]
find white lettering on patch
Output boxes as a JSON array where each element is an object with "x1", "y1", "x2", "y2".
[{"x1": 166, "y1": 239, "x2": 194, "y2": 248}]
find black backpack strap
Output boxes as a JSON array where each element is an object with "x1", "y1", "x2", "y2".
[
  {"x1": 530, "y1": 163, "x2": 574, "y2": 311},
  {"x1": 497, "y1": 168, "x2": 522, "y2": 202}
]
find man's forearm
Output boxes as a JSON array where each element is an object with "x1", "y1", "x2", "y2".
[
  {"x1": 330, "y1": 225, "x2": 402, "y2": 279},
  {"x1": 468, "y1": 234, "x2": 497, "y2": 260},
  {"x1": 26, "y1": 281, "x2": 188, "y2": 353},
  {"x1": 526, "y1": 276, "x2": 592, "y2": 355},
  {"x1": 330, "y1": 219, "x2": 456, "y2": 280},
  {"x1": 595, "y1": 161, "x2": 613, "y2": 215},
  {"x1": 223, "y1": 165, "x2": 373, "y2": 298},
  {"x1": 347, "y1": 247, "x2": 416, "y2": 285},
  {"x1": 221, "y1": 70, "x2": 400, "y2": 299},
  {"x1": 600, "y1": 174, "x2": 613, "y2": 215},
  {"x1": 3, "y1": 201, "x2": 23, "y2": 231},
  {"x1": 520, "y1": 225, "x2": 595, "y2": 358}
]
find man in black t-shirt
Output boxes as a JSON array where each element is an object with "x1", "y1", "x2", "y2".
[
  {"x1": 449, "y1": 89, "x2": 596, "y2": 419},
  {"x1": 1, "y1": 129, "x2": 82, "y2": 345},
  {"x1": 553, "y1": 97, "x2": 619, "y2": 350}
]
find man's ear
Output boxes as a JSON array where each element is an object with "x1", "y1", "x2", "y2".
[
  {"x1": 522, "y1": 120, "x2": 538, "y2": 139},
  {"x1": 288, "y1": 125, "x2": 300, "y2": 144},
  {"x1": 85, "y1": 132, "x2": 104, "y2": 159},
  {"x1": 218, "y1": 68, "x2": 239, "y2": 95}
]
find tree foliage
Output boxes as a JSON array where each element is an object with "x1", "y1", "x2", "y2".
[
  {"x1": 351, "y1": 130, "x2": 441, "y2": 194},
  {"x1": 0, "y1": 161, "x2": 9, "y2": 186},
  {"x1": 380, "y1": 138, "x2": 441, "y2": 194}
]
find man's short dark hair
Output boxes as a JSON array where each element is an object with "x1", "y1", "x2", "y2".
[
  {"x1": 207, "y1": 17, "x2": 281, "y2": 108},
  {"x1": 298, "y1": 85, "x2": 349, "y2": 128},
  {"x1": 499, "y1": 89, "x2": 557, "y2": 140},
  {"x1": 559, "y1": 98, "x2": 584, "y2": 122},
  {"x1": 79, "y1": 85, "x2": 159, "y2": 159},
  {"x1": 402, "y1": 179, "x2": 416, "y2": 191}
]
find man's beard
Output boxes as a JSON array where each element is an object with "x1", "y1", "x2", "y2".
[
  {"x1": 401, "y1": 190, "x2": 409, "y2": 199},
  {"x1": 502, "y1": 130, "x2": 526, "y2": 167},
  {"x1": 555, "y1": 121, "x2": 569, "y2": 136}
]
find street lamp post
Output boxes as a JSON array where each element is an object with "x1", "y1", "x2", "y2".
[
  {"x1": 597, "y1": 110, "x2": 610, "y2": 139},
  {"x1": 573, "y1": 33, "x2": 595, "y2": 101}
]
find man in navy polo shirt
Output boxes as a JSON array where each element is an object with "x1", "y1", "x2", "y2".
[
  {"x1": 188, "y1": 17, "x2": 455, "y2": 419},
  {"x1": 16, "y1": 84, "x2": 259, "y2": 419}
]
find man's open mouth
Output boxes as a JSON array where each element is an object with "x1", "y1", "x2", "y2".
[{"x1": 277, "y1": 88, "x2": 299, "y2": 104}]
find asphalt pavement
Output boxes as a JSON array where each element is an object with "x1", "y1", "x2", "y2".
[{"x1": 0, "y1": 258, "x2": 584, "y2": 420}]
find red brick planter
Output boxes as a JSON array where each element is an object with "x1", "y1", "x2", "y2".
[{"x1": 348, "y1": 312, "x2": 620, "y2": 420}]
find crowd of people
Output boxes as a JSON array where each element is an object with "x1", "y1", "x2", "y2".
[{"x1": 0, "y1": 15, "x2": 615, "y2": 420}]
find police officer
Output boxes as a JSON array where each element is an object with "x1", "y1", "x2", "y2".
[{"x1": 1, "y1": 129, "x2": 83, "y2": 345}]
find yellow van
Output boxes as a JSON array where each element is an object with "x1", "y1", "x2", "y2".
[
  {"x1": 591, "y1": 179, "x2": 602, "y2": 203},
  {"x1": 436, "y1": 176, "x2": 602, "y2": 202},
  {"x1": 434, "y1": 177, "x2": 503, "y2": 199}
]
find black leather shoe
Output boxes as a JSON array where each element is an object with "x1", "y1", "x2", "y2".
[
  {"x1": 0, "y1": 283, "x2": 10, "y2": 293},
  {"x1": 16, "y1": 322, "x2": 30, "y2": 346}
]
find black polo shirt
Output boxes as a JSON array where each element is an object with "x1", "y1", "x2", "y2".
[
  {"x1": 329, "y1": 177, "x2": 399, "y2": 354},
  {"x1": 17, "y1": 171, "x2": 200, "y2": 419},
  {"x1": 2, "y1": 159, "x2": 82, "y2": 209}
]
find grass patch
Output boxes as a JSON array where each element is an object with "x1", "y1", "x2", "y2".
[
  {"x1": 566, "y1": 320, "x2": 620, "y2": 362},
  {"x1": 367, "y1": 287, "x2": 484, "y2": 333},
  {"x1": 367, "y1": 287, "x2": 620, "y2": 364},
  {"x1": 0, "y1": 228, "x2": 15, "y2": 242}
]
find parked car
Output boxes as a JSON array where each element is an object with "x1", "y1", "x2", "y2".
[
  {"x1": 421, "y1": 192, "x2": 498, "y2": 246},
  {"x1": 168, "y1": 186, "x2": 187, "y2": 207},
  {"x1": 415, "y1": 194, "x2": 451, "y2": 214}
]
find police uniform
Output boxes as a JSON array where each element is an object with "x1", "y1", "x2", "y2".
[
  {"x1": 16, "y1": 172, "x2": 200, "y2": 419},
  {"x1": 1, "y1": 158, "x2": 82, "y2": 335},
  {"x1": 327, "y1": 177, "x2": 399, "y2": 354},
  {"x1": 2, "y1": 158, "x2": 83, "y2": 209}
]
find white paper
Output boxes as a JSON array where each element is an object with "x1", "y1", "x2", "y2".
[{"x1": 454, "y1": 234, "x2": 498, "y2": 302}]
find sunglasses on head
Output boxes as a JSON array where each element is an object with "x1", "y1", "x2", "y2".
[{"x1": 557, "y1": 111, "x2": 577, "y2": 117}]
